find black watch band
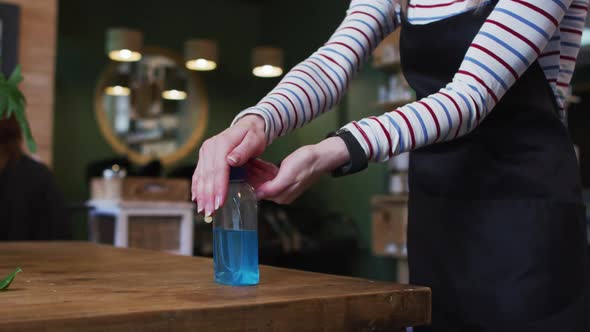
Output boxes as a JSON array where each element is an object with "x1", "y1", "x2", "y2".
[{"x1": 326, "y1": 129, "x2": 368, "y2": 177}]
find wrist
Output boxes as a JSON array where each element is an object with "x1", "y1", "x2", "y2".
[
  {"x1": 237, "y1": 114, "x2": 265, "y2": 132},
  {"x1": 312, "y1": 137, "x2": 350, "y2": 173}
]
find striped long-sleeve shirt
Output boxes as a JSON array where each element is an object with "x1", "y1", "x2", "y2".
[{"x1": 233, "y1": 0, "x2": 588, "y2": 162}]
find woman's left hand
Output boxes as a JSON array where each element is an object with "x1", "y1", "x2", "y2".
[{"x1": 247, "y1": 137, "x2": 350, "y2": 204}]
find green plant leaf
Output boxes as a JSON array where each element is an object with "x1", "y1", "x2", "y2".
[
  {"x1": 0, "y1": 65, "x2": 36, "y2": 152},
  {"x1": 6, "y1": 96, "x2": 16, "y2": 117},
  {"x1": 0, "y1": 267, "x2": 22, "y2": 291},
  {"x1": 15, "y1": 109, "x2": 36, "y2": 152},
  {"x1": 7, "y1": 65, "x2": 23, "y2": 85}
]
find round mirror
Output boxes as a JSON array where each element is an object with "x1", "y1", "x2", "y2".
[{"x1": 95, "y1": 47, "x2": 208, "y2": 165}]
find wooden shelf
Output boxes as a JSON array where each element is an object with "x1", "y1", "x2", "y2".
[
  {"x1": 568, "y1": 95, "x2": 581, "y2": 104},
  {"x1": 373, "y1": 61, "x2": 401, "y2": 73},
  {"x1": 374, "y1": 99, "x2": 414, "y2": 110},
  {"x1": 371, "y1": 194, "x2": 409, "y2": 261},
  {"x1": 371, "y1": 194, "x2": 409, "y2": 205}
]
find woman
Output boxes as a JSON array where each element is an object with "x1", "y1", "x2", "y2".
[
  {"x1": 0, "y1": 116, "x2": 70, "y2": 241},
  {"x1": 193, "y1": 0, "x2": 590, "y2": 330}
]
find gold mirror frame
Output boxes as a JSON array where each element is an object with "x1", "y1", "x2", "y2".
[{"x1": 94, "y1": 46, "x2": 208, "y2": 166}]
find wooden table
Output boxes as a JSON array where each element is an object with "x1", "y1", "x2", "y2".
[{"x1": 0, "y1": 242, "x2": 430, "y2": 331}]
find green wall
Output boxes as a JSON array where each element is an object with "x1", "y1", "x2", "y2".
[
  {"x1": 54, "y1": 0, "x2": 395, "y2": 280},
  {"x1": 55, "y1": 0, "x2": 269, "y2": 199}
]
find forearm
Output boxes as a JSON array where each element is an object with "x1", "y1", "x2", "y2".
[
  {"x1": 343, "y1": 0, "x2": 580, "y2": 162},
  {"x1": 233, "y1": 0, "x2": 399, "y2": 144}
]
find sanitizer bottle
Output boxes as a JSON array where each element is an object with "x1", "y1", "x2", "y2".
[{"x1": 213, "y1": 167, "x2": 259, "y2": 286}]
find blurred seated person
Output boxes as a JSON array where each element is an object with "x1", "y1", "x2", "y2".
[{"x1": 0, "y1": 116, "x2": 70, "y2": 240}]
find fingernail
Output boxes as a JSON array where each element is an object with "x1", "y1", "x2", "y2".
[
  {"x1": 214, "y1": 196, "x2": 221, "y2": 210},
  {"x1": 228, "y1": 154, "x2": 239, "y2": 165},
  {"x1": 197, "y1": 203, "x2": 203, "y2": 214},
  {"x1": 205, "y1": 203, "x2": 212, "y2": 217}
]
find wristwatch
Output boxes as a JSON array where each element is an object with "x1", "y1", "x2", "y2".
[{"x1": 326, "y1": 128, "x2": 368, "y2": 177}]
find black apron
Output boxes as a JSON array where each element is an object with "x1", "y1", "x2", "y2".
[{"x1": 399, "y1": 2, "x2": 590, "y2": 331}]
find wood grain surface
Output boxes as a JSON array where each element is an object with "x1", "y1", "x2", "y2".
[{"x1": 0, "y1": 242, "x2": 430, "y2": 331}]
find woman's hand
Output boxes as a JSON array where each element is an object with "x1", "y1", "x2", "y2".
[
  {"x1": 192, "y1": 115, "x2": 266, "y2": 216},
  {"x1": 249, "y1": 137, "x2": 349, "y2": 204}
]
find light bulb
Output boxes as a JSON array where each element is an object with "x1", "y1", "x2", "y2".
[
  {"x1": 109, "y1": 49, "x2": 142, "y2": 62},
  {"x1": 186, "y1": 58, "x2": 217, "y2": 71},
  {"x1": 119, "y1": 49, "x2": 132, "y2": 59},
  {"x1": 162, "y1": 89, "x2": 187, "y2": 100},
  {"x1": 252, "y1": 65, "x2": 283, "y2": 78},
  {"x1": 105, "y1": 85, "x2": 131, "y2": 96}
]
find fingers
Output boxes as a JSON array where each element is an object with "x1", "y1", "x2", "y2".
[
  {"x1": 276, "y1": 192, "x2": 299, "y2": 205},
  {"x1": 267, "y1": 183, "x2": 300, "y2": 204},
  {"x1": 227, "y1": 131, "x2": 265, "y2": 166},
  {"x1": 191, "y1": 155, "x2": 204, "y2": 214},
  {"x1": 202, "y1": 139, "x2": 216, "y2": 217},
  {"x1": 248, "y1": 158, "x2": 279, "y2": 177},
  {"x1": 255, "y1": 145, "x2": 321, "y2": 205},
  {"x1": 208, "y1": 127, "x2": 259, "y2": 214},
  {"x1": 245, "y1": 159, "x2": 278, "y2": 189},
  {"x1": 256, "y1": 166, "x2": 294, "y2": 199},
  {"x1": 198, "y1": 126, "x2": 252, "y2": 216},
  {"x1": 195, "y1": 146, "x2": 205, "y2": 214},
  {"x1": 245, "y1": 168, "x2": 270, "y2": 190},
  {"x1": 192, "y1": 118, "x2": 267, "y2": 215},
  {"x1": 191, "y1": 159, "x2": 200, "y2": 202},
  {"x1": 212, "y1": 136, "x2": 232, "y2": 213}
]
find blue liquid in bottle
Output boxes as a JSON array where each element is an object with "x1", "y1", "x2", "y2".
[
  {"x1": 213, "y1": 166, "x2": 259, "y2": 286},
  {"x1": 213, "y1": 228, "x2": 259, "y2": 286}
]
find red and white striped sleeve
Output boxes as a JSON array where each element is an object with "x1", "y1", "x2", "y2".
[
  {"x1": 343, "y1": 0, "x2": 584, "y2": 162},
  {"x1": 232, "y1": 0, "x2": 399, "y2": 144},
  {"x1": 555, "y1": 0, "x2": 588, "y2": 107}
]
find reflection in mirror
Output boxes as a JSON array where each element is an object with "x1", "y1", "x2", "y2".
[{"x1": 96, "y1": 47, "x2": 208, "y2": 165}]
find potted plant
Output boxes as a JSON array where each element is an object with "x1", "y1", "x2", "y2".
[
  {"x1": 0, "y1": 64, "x2": 33, "y2": 290},
  {"x1": 0, "y1": 64, "x2": 36, "y2": 153}
]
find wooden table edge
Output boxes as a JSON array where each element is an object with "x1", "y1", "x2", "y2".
[{"x1": 1, "y1": 289, "x2": 431, "y2": 331}]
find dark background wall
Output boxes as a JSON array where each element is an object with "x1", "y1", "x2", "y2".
[
  {"x1": 53, "y1": 0, "x2": 397, "y2": 280},
  {"x1": 571, "y1": 65, "x2": 590, "y2": 188}
]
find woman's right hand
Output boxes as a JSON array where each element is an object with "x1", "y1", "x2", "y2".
[{"x1": 192, "y1": 115, "x2": 266, "y2": 216}]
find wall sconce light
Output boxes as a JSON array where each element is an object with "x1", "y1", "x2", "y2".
[
  {"x1": 184, "y1": 39, "x2": 218, "y2": 71},
  {"x1": 252, "y1": 46, "x2": 283, "y2": 78},
  {"x1": 106, "y1": 28, "x2": 143, "y2": 62},
  {"x1": 162, "y1": 68, "x2": 187, "y2": 100}
]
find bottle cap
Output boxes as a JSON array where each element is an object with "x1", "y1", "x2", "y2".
[{"x1": 229, "y1": 166, "x2": 247, "y2": 181}]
